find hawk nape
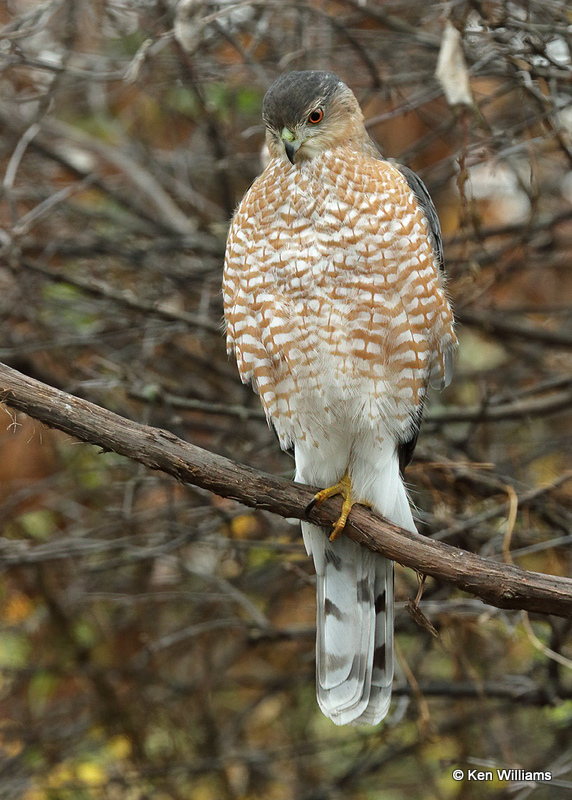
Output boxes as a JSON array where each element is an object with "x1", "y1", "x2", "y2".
[{"x1": 223, "y1": 70, "x2": 456, "y2": 726}]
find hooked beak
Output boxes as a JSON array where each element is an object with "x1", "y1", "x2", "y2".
[{"x1": 280, "y1": 127, "x2": 301, "y2": 164}]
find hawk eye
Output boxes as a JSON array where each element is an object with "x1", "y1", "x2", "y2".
[{"x1": 307, "y1": 108, "x2": 324, "y2": 124}]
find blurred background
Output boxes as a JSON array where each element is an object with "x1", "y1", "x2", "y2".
[{"x1": 0, "y1": 1, "x2": 571, "y2": 798}]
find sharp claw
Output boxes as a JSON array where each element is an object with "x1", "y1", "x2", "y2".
[
  {"x1": 305, "y1": 484, "x2": 335, "y2": 517},
  {"x1": 305, "y1": 496, "x2": 318, "y2": 517}
]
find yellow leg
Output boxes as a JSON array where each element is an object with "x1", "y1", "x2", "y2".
[{"x1": 306, "y1": 472, "x2": 355, "y2": 541}]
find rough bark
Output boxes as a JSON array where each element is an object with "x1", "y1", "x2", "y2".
[{"x1": 0, "y1": 361, "x2": 570, "y2": 618}]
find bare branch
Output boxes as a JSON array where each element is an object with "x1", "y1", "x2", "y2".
[
  {"x1": 0, "y1": 361, "x2": 570, "y2": 620},
  {"x1": 458, "y1": 309, "x2": 572, "y2": 349},
  {"x1": 20, "y1": 258, "x2": 222, "y2": 334}
]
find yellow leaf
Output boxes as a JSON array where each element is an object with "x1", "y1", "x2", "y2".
[
  {"x1": 230, "y1": 514, "x2": 258, "y2": 539},
  {"x1": 47, "y1": 763, "x2": 74, "y2": 788},
  {"x1": 77, "y1": 761, "x2": 106, "y2": 786},
  {"x1": 108, "y1": 734, "x2": 132, "y2": 760}
]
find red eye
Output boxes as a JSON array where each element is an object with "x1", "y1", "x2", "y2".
[{"x1": 308, "y1": 108, "x2": 324, "y2": 124}]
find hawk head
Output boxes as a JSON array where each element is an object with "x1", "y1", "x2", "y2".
[{"x1": 262, "y1": 70, "x2": 366, "y2": 164}]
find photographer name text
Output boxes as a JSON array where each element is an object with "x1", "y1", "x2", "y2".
[{"x1": 452, "y1": 769, "x2": 551, "y2": 782}]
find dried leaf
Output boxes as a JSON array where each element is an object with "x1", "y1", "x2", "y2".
[{"x1": 435, "y1": 21, "x2": 473, "y2": 107}]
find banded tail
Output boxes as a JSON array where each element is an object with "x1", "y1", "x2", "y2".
[{"x1": 299, "y1": 446, "x2": 416, "y2": 725}]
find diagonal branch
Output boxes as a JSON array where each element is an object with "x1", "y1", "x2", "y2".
[{"x1": 0, "y1": 361, "x2": 570, "y2": 619}]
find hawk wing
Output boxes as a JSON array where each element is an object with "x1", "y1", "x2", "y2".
[
  {"x1": 397, "y1": 164, "x2": 445, "y2": 273},
  {"x1": 396, "y1": 163, "x2": 455, "y2": 392}
]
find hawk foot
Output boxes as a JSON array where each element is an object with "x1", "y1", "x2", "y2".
[{"x1": 306, "y1": 473, "x2": 355, "y2": 541}]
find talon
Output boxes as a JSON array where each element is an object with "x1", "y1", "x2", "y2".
[
  {"x1": 306, "y1": 473, "x2": 355, "y2": 539},
  {"x1": 329, "y1": 493, "x2": 354, "y2": 540},
  {"x1": 305, "y1": 496, "x2": 318, "y2": 517}
]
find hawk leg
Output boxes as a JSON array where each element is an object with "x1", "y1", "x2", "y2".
[{"x1": 306, "y1": 473, "x2": 357, "y2": 541}]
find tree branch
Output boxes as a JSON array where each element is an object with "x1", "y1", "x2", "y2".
[
  {"x1": 457, "y1": 309, "x2": 572, "y2": 349},
  {"x1": 0, "y1": 361, "x2": 570, "y2": 619}
]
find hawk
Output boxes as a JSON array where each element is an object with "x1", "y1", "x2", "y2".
[{"x1": 223, "y1": 71, "x2": 456, "y2": 725}]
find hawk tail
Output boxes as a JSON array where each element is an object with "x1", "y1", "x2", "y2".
[
  {"x1": 302, "y1": 521, "x2": 393, "y2": 725},
  {"x1": 302, "y1": 447, "x2": 416, "y2": 726}
]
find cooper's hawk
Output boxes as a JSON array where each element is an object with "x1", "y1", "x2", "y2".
[{"x1": 223, "y1": 71, "x2": 456, "y2": 725}]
